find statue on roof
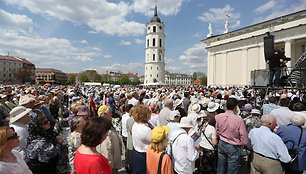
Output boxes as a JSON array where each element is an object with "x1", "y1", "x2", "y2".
[
  {"x1": 207, "y1": 22, "x2": 213, "y2": 37},
  {"x1": 224, "y1": 14, "x2": 230, "y2": 33}
]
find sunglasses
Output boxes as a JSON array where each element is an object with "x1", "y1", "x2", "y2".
[
  {"x1": 40, "y1": 120, "x2": 50, "y2": 125},
  {"x1": 7, "y1": 132, "x2": 18, "y2": 140}
]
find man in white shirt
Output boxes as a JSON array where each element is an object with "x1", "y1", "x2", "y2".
[
  {"x1": 270, "y1": 96, "x2": 295, "y2": 126},
  {"x1": 168, "y1": 117, "x2": 199, "y2": 174},
  {"x1": 167, "y1": 110, "x2": 181, "y2": 137}
]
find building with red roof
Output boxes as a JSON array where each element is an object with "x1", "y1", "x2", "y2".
[{"x1": 0, "y1": 55, "x2": 35, "y2": 84}]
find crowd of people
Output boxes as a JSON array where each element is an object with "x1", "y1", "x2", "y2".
[{"x1": 0, "y1": 84, "x2": 305, "y2": 174}]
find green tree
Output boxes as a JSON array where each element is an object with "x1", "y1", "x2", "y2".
[
  {"x1": 66, "y1": 74, "x2": 76, "y2": 85},
  {"x1": 119, "y1": 74, "x2": 130, "y2": 85},
  {"x1": 13, "y1": 68, "x2": 34, "y2": 84},
  {"x1": 200, "y1": 74, "x2": 207, "y2": 86},
  {"x1": 192, "y1": 72, "x2": 197, "y2": 81},
  {"x1": 79, "y1": 70, "x2": 100, "y2": 83}
]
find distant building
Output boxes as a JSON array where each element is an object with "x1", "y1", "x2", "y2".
[
  {"x1": 0, "y1": 55, "x2": 35, "y2": 84},
  {"x1": 203, "y1": 10, "x2": 306, "y2": 86},
  {"x1": 144, "y1": 5, "x2": 165, "y2": 84},
  {"x1": 35, "y1": 68, "x2": 67, "y2": 85},
  {"x1": 107, "y1": 71, "x2": 139, "y2": 83},
  {"x1": 165, "y1": 71, "x2": 192, "y2": 85}
]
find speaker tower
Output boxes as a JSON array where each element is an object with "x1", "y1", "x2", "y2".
[{"x1": 263, "y1": 34, "x2": 274, "y2": 61}]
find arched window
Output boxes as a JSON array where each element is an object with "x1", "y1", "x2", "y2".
[
  {"x1": 147, "y1": 39, "x2": 149, "y2": 47},
  {"x1": 159, "y1": 53, "x2": 162, "y2": 61},
  {"x1": 152, "y1": 38, "x2": 155, "y2": 47},
  {"x1": 159, "y1": 39, "x2": 162, "y2": 47},
  {"x1": 153, "y1": 54, "x2": 155, "y2": 61},
  {"x1": 153, "y1": 26, "x2": 156, "y2": 32}
]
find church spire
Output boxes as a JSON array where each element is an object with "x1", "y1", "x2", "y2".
[
  {"x1": 154, "y1": 5, "x2": 158, "y2": 17},
  {"x1": 150, "y1": 1, "x2": 161, "y2": 23}
]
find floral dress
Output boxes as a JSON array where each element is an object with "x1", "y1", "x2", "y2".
[
  {"x1": 27, "y1": 136, "x2": 60, "y2": 174},
  {"x1": 68, "y1": 131, "x2": 81, "y2": 173}
]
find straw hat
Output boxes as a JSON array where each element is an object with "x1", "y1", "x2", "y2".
[
  {"x1": 19, "y1": 95, "x2": 35, "y2": 106},
  {"x1": 178, "y1": 117, "x2": 193, "y2": 128},
  {"x1": 250, "y1": 109, "x2": 261, "y2": 115},
  {"x1": 207, "y1": 102, "x2": 220, "y2": 112},
  {"x1": 10, "y1": 106, "x2": 32, "y2": 124},
  {"x1": 169, "y1": 110, "x2": 181, "y2": 120},
  {"x1": 192, "y1": 104, "x2": 201, "y2": 113},
  {"x1": 174, "y1": 99, "x2": 183, "y2": 108}
]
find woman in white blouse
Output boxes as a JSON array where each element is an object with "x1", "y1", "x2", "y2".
[
  {"x1": 131, "y1": 104, "x2": 152, "y2": 174},
  {"x1": 0, "y1": 126, "x2": 32, "y2": 174}
]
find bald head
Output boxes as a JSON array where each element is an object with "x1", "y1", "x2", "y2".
[{"x1": 261, "y1": 114, "x2": 277, "y2": 130}]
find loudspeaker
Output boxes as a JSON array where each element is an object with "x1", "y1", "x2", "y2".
[
  {"x1": 264, "y1": 35, "x2": 274, "y2": 61},
  {"x1": 251, "y1": 69, "x2": 268, "y2": 87}
]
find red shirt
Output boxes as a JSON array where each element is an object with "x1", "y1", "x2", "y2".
[{"x1": 74, "y1": 149, "x2": 112, "y2": 174}]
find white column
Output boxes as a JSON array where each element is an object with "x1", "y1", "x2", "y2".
[
  {"x1": 258, "y1": 45, "x2": 266, "y2": 69},
  {"x1": 222, "y1": 52, "x2": 227, "y2": 85},
  {"x1": 285, "y1": 40, "x2": 294, "y2": 67},
  {"x1": 241, "y1": 49, "x2": 247, "y2": 84},
  {"x1": 207, "y1": 52, "x2": 212, "y2": 85}
]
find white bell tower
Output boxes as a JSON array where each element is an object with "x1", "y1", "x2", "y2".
[{"x1": 144, "y1": 5, "x2": 165, "y2": 84}]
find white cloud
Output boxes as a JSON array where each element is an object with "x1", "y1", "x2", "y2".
[
  {"x1": 254, "y1": 0, "x2": 276, "y2": 14},
  {"x1": 198, "y1": 4, "x2": 240, "y2": 23},
  {"x1": 135, "y1": 38, "x2": 145, "y2": 44},
  {"x1": 193, "y1": 32, "x2": 203, "y2": 38},
  {"x1": 98, "y1": 62, "x2": 143, "y2": 74},
  {"x1": 132, "y1": 0, "x2": 184, "y2": 16},
  {"x1": 179, "y1": 43, "x2": 207, "y2": 73},
  {"x1": 253, "y1": 0, "x2": 306, "y2": 23},
  {"x1": 104, "y1": 54, "x2": 112, "y2": 59},
  {"x1": 0, "y1": 8, "x2": 33, "y2": 34},
  {"x1": 87, "y1": 30, "x2": 97, "y2": 34},
  {"x1": 80, "y1": 40, "x2": 88, "y2": 44},
  {"x1": 120, "y1": 40, "x2": 132, "y2": 46},
  {"x1": 3, "y1": 0, "x2": 145, "y2": 36},
  {"x1": 0, "y1": 10, "x2": 103, "y2": 73},
  {"x1": 231, "y1": 20, "x2": 241, "y2": 29}
]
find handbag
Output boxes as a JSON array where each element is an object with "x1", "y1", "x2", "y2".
[{"x1": 285, "y1": 126, "x2": 303, "y2": 162}]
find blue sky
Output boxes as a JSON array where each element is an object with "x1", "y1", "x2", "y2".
[{"x1": 0, "y1": 0, "x2": 306, "y2": 75}]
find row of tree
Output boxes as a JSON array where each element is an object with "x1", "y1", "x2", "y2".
[{"x1": 66, "y1": 70, "x2": 140, "y2": 85}]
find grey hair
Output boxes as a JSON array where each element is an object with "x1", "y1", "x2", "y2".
[
  {"x1": 163, "y1": 99, "x2": 174, "y2": 107},
  {"x1": 70, "y1": 116, "x2": 83, "y2": 132},
  {"x1": 290, "y1": 114, "x2": 306, "y2": 126},
  {"x1": 260, "y1": 114, "x2": 276, "y2": 124}
]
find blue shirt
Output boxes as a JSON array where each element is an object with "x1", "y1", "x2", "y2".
[
  {"x1": 249, "y1": 126, "x2": 291, "y2": 163},
  {"x1": 276, "y1": 124, "x2": 306, "y2": 171},
  {"x1": 262, "y1": 103, "x2": 280, "y2": 115}
]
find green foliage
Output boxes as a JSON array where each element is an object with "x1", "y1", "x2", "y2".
[
  {"x1": 200, "y1": 74, "x2": 207, "y2": 86},
  {"x1": 79, "y1": 70, "x2": 101, "y2": 83},
  {"x1": 192, "y1": 72, "x2": 197, "y2": 81},
  {"x1": 118, "y1": 74, "x2": 130, "y2": 85},
  {"x1": 66, "y1": 75, "x2": 76, "y2": 85},
  {"x1": 14, "y1": 68, "x2": 34, "y2": 84}
]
